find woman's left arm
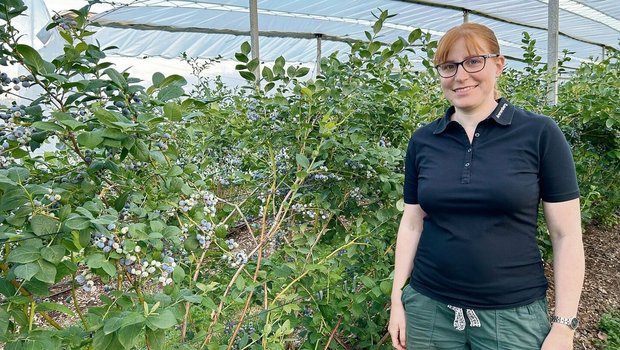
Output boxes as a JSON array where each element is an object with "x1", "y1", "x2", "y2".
[{"x1": 541, "y1": 198, "x2": 585, "y2": 350}]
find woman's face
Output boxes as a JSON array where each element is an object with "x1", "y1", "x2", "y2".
[{"x1": 439, "y1": 37, "x2": 504, "y2": 113}]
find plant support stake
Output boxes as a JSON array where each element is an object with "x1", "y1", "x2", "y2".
[
  {"x1": 250, "y1": 0, "x2": 260, "y2": 81},
  {"x1": 547, "y1": 0, "x2": 559, "y2": 105}
]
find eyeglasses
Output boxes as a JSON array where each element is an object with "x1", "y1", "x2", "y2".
[{"x1": 434, "y1": 54, "x2": 500, "y2": 78}]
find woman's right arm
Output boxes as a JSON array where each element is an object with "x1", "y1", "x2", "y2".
[{"x1": 388, "y1": 203, "x2": 426, "y2": 350}]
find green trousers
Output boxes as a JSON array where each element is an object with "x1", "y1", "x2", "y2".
[{"x1": 401, "y1": 285, "x2": 551, "y2": 349}]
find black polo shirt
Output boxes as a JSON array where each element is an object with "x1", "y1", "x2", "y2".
[{"x1": 403, "y1": 98, "x2": 579, "y2": 309}]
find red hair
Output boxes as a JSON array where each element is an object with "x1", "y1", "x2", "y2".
[{"x1": 433, "y1": 23, "x2": 500, "y2": 66}]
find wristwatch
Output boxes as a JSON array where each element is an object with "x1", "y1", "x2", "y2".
[{"x1": 551, "y1": 315, "x2": 579, "y2": 330}]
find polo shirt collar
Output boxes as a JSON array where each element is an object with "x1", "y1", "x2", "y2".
[{"x1": 433, "y1": 97, "x2": 515, "y2": 134}]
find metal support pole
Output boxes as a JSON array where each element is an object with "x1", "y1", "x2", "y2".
[
  {"x1": 602, "y1": 46, "x2": 606, "y2": 60},
  {"x1": 463, "y1": 10, "x2": 469, "y2": 23},
  {"x1": 249, "y1": 0, "x2": 260, "y2": 81},
  {"x1": 547, "y1": 0, "x2": 559, "y2": 105},
  {"x1": 315, "y1": 34, "x2": 322, "y2": 76}
]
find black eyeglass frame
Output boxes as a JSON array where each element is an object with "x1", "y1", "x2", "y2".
[{"x1": 434, "y1": 54, "x2": 500, "y2": 78}]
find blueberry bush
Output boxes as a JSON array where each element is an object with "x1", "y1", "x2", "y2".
[{"x1": 0, "y1": 1, "x2": 618, "y2": 349}]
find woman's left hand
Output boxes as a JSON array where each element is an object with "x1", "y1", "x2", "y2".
[{"x1": 541, "y1": 325, "x2": 575, "y2": 350}]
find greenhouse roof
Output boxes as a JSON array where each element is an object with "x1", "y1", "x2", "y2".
[{"x1": 73, "y1": 0, "x2": 620, "y2": 70}]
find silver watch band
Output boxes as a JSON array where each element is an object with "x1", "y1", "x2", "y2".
[{"x1": 551, "y1": 315, "x2": 579, "y2": 330}]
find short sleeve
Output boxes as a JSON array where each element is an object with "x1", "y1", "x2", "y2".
[
  {"x1": 403, "y1": 137, "x2": 419, "y2": 204},
  {"x1": 539, "y1": 119, "x2": 580, "y2": 202}
]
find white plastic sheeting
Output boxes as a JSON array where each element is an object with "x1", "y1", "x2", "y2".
[{"x1": 78, "y1": 0, "x2": 620, "y2": 70}]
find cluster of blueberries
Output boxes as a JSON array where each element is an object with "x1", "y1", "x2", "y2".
[
  {"x1": 274, "y1": 147, "x2": 290, "y2": 175},
  {"x1": 291, "y1": 202, "x2": 328, "y2": 221},
  {"x1": 195, "y1": 219, "x2": 215, "y2": 248},
  {"x1": 87, "y1": 225, "x2": 179, "y2": 288},
  {"x1": 0, "y1": 72, "x2": 34, "y2": 92},
  {"x1": 308, "y1": 165, "x2": 343, "y2": 183},
  {"x1": 223, "y1": 321, "x2": 257, "y2": 349},
  {"x1": 220, "y1": 238, "x2": 248, "y2": 268},
  {"x1": 0, "y1": 102, "x2": 33, "y2": 149},
  {"x1": 177, "y1": 190, "x2": 218, "y2": 217}
]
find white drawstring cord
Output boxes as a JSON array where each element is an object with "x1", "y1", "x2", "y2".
[{"x1": 447, "y1": 305, "x2": 482, "y2": 330}]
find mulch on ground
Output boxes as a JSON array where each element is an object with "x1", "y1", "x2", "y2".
[{"x1": 546, "y1": 222, "x2": 620, "y2": 350}]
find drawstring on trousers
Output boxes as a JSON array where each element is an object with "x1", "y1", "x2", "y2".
[{"x1": 447, "y1": 305, "x2": 481, "y2": 330}]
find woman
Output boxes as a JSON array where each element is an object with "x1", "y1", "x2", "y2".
[{"x1": 388, "y1": 23, "x2": 584, "y2": 349}]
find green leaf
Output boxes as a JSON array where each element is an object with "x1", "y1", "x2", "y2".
[
  {"x1": 77, "y1": 131, "x2": 105, "y2": 148},
  {"x1": 146, "y1": 309, "x2": 177, "y2": 330},
  {"x1": 15, "y1": 44, "x2": 55, "y2": 74},
  {"x1": 23, "y1": 279, "x2": 49, "y2": 296},
  {"x1": 247, "y1": 58, "x2": 259, "y2": 72},
  {"x1": 172, "y1": 266, "x2": 185, "y2": 284},
  {"x1": 182, "y1": 294, "x2": 202, "y2": 303},
  {"x1": 53, "y1": 111, "x2": 84, "y2": 130},
  {"x1": 118, "y1": 323, "x2": 143, "y2": 349},
  {"x1": 372, "y1": 18, "x2": 384, "y2": 34},
  {"x1": 93, "y1": 329, "x2": 114, "y2": 349},
  {"x1": 64, "y1": 215, "x2": 91, "y2": 230},
  {"x1": 380, "y1": 280, "x2": 392, "y2": 295},
  {"x1": 101, "y1": 261, "x2": 117, "y2": 277},
  {"x1": 0, "y1": 277, "x2": 17, "y2": 297},
  {"x1": 408, "y1": 28, "x2": 422, "y2": 43},
  {"x1": 36, "y1": 302, "x2": 75, "y2": 316},
  {"x1": 130, "y1": 139, "x2": 150, "y2": 162},
  {"x1": 274, "y1": 56, "x2": 286, "y2": 75},
  {"x1": 296, "y1": 67, "x2": 310, "y2": 77},
  {"x1": 262, "y1": 66, "x2": 274, "y2": 81},
  {"x1": 149, "y1": 221, "x2": 164, "y2": 233},
  {"x1": 369, "y1": 41, "x2": 381, "y2": 54},
  {"x1": 0, "y1": 307, "x2": 9, "y2": 336},
  {"x1": 104, "y1": 316, "x2": 124, "y2": 334},
  {"x1": 35, "y1": 259, "x2": 57, "y2": 284},
  {"x1": 162, "y1": 225, "x2": 181, "y2": 238},
  {"x1": 239, "y1": 71, "x2": 256, "y2": 81},
  {"x1": 240, "y1": 41, "x2": 251, "y2": 55},
  {"x1": 163, "y1": 102, "x2": 182, "y2": 121},
  {"x1": 92, "y1": 107, "x2": 120, "y2": 126},
  {"x1": 104, "y1": 67, "x2": 128, "y2": 89},
  {"x1": 235, "y1": 52, "x2": 249, "y2": 63},
  {"x1": 152, "y1": 72, "x2": 165, "y2": 87},
  {"x1": 286, "y1": 66, "x2": 297, "y2": 78},
  {"x1": 86, "y1": 254, "x2": 107, "y2": 269},
  {"x1": 166, "y1": 165, "x2": 183, "y2": 177},
  {"x1": 391, "y1": 38, "x2": 405, "y2": 53},
  {"x1": 295, "y1": 153, "x2": 309, "y2": 169},
  {"x1": 150, "y1": 150, "x2": 166, "y2": 164},
  {"x1": 146, "y1": 328, "x2": 167, "y2": 350},
  {"x1": 30, "y1": 215, "x2": 59, "y2": 236},
  {"x1": 300, "y1": 87, "x2": 313, "y2": 97},
  {"x1": 113, "y1": 191, "x2": 131, "y2": 212},
  {"x1": 40, "y1": 245, "x2": 65, "y2": 264},
  {"x1": 14, "y1": 262, "x2": 39, "y2": 281},
  {"x1": 0, "y1": 187, "x2": 29, "y2": 211},
  {"x1": 7, "y1": 167, "x2": 30, "y2": 182},
  {"x1": 121, "y1": 312, "x2": 146, "y2": 327},
  {"x1": 158, "y1": 86, "x2": 184, "y2": 101},
  {"x1": 159, "y1": 74, "x2": 187, "y2": 88},
  {"x1": 396, "y1": 198, "x2": 405, "y2": 212},
  {"x1": 606, "y1": 118, "x2": 614, "y2": 128},
  {"x1": 31, "y1": 121, "x2": 64, "y2": 132},
  {"x1": 7, "y1": 246, "x2": 41, "y2": 264}
]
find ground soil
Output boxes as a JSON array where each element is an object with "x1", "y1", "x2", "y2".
[{"x1": 545, "y1": 222, "x2": 620, "y2": 350}]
